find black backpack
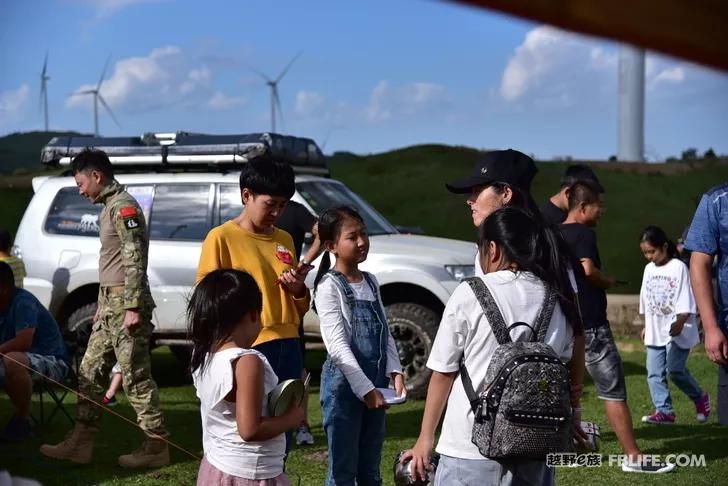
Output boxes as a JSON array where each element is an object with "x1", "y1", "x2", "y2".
[{"x1": 460, "y1": 278, "x2": 573, "y2": 460}]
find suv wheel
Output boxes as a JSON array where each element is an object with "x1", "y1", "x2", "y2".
[
  {"x1": 386, "y1": 303, "x2": 438, "y2": 399},
  {"x1": 65, "y1": 302, "x2": 97, "y2": 372}
]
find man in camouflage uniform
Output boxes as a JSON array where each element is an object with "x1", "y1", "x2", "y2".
[{"x1": 40, "y1": 149, "x2": 169, "y2": 468}]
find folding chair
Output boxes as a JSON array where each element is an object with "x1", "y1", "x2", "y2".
[{"x1": 32, "y1": 361, "x2": 76, "y2": 427}]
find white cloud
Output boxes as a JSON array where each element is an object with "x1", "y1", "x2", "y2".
[
  {"x1": 295, "y1": 90, "x2": 325, "y2": 117},
  {"x1": 207, "y1": 91, "x2": 247, "y2": 110},
  {"x1": 0, "y1": 84, "x2": 29, "y2": 125},
  {"x1": 67, "y1": 46, "x2": 212, "y2": 113},
  {"x1": 80, "y1": 0, "x2": 164, "y2": 19},
  {"x1": 364, "y1": 80, "x2": 450, "y2": 122}
]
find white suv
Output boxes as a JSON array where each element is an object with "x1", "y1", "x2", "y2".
[{"x1": 14, "y1": 133, "x2": 476, "y2": 396}]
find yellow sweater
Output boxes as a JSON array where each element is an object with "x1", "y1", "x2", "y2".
[{"x1": 196, "y1": 221, "x2": 310, "y2": 346}]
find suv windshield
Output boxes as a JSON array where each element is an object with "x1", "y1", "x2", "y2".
[{"x1": 296, "y1": 181, "x2": 397, "y2": 236}]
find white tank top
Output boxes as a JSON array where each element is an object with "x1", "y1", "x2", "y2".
[{"x1": 192, "y1": 347, "x2": 284, "y2": 479}]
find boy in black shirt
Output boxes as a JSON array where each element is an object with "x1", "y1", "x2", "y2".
[
  {"x1": 541, "y1": 164, "x2": 603, "y2": 225},
  {"x1": 560, "y1": 181, "x2": 673, "y2": 474}
]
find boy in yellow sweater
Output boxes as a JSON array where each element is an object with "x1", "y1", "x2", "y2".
[{"x1": 196, "y1": 157, "x2": 311, "y2": 387}]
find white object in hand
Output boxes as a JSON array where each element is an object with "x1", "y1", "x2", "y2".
[{"x1": 376, "y1": 387, "x2": 407, "y2": 405}]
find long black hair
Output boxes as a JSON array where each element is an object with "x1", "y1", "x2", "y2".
[
  {"x1": 478, "y1": 206, "x2": 580, "y2": 331},
  {"x1": 187, "y1": 269, "x2": 263, "y2": 374},
  {"x1": 640, "y1": 225, "x2": 679, "y2": 259},
  {"x1": 312, "y1": 205, "x2": 365, "y2": 292}
]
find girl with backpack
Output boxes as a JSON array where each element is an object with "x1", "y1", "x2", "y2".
[
  {"x1": 314, "y1": 205, "x2": 405, "y2": 486},
  {"x1": 190, "y1": 269, "x2": 304, "y2": 485},
  {"x1": 402, "y1": 206, "x2": 580, "y2": 485},
  {"x1": 638, "y1": 225, "x2": 710, "y2": 424}
]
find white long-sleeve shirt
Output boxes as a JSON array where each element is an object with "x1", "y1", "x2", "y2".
[{"x1": 315, "y1": 272, "x2": 403, "y2": 401}]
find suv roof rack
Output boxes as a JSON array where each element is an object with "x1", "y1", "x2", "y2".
[{"x1": 40, "y1": 132, "x2": 329, "y2": 175}]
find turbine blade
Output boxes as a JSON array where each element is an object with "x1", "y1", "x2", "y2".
[
  {"x1": 274, "y1": 87, "x2": 284, "y2": 128},
  {"x1": 97, "y1": 54, "x2": 111, "y2": 90},
  {"x1": 246, "y1": 62, "x2": 273, "y2": 83},
  {"x1": 41, "y1": 51, "x2": 48, "y2": 77},
  {"x1": 275, "y1": 51, "x2": 302, "y2": 83},
  {"x1": 98, "y1": 95, "x2": 122, "y2": 129}
]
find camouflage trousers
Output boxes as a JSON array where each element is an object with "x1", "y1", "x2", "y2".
[{"x1": 77, "y1": 286, "x2": 168, "y2": 437}]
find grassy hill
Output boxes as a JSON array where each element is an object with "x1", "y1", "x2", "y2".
[
  {"x1": 0, "y1": 130, "x2": 87, "y2": 174},
  {"x1": 328, "y1": 145, "x2": 728, "y2": 293}
]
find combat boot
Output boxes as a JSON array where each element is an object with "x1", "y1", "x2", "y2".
[
  {"x1": 118, "y1": 437, "x2": 170, "y2": 468},
  {"x1": 39, "y1": 423, "x2": 99, "y2": 464}
]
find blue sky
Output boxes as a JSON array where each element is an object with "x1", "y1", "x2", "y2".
[{"x1": 1, "y1": 0, "x2": 727, "y2": 160}]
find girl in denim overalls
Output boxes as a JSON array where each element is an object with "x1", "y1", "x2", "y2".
[{"x1": 313, "y1": 206, "x2": 405, "y2": 486}]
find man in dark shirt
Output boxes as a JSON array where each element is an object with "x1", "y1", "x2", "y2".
[
  {"x1": 0, "y1": 261, "x2": 68, "y2": 442},
  {"x1": 560, "y1": 182, "x2": 672, "y2": 473},
  {"x1": 541, "y1": 164, "x2": 603, "y2": 225}
]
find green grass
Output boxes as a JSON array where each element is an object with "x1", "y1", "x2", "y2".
[{"x1": 2, "y1": 343, "x2": 727, "y2": 485}]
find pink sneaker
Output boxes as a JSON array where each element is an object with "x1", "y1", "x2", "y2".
[
  {"x1": 695, "y1": 393, "x2": 710, "y2": 423},
  {"x1": 641, "y1": 411, "x2": 676, "y2": 424}
]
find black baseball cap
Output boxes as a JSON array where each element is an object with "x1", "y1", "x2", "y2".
[{"x1": 445, "y1": 149, "x2": 538, "y2": 194}]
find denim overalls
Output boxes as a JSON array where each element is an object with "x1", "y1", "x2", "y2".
[{"x1": 320, "y1": 271, "x2": 389, "y2": 486}]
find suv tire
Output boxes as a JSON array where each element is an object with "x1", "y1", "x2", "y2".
[
  {"x1": 386, "y1": 302, "x2": 438, "y2": 399},
  {"x1": 65, "y1": 302, "x2": 97, "y2": 372}
]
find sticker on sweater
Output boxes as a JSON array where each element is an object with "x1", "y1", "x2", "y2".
[{"x1": 275, "y1": 244, "x2": 294, "y2": 265}]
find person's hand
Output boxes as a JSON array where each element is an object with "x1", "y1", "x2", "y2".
[
  {"x1": 393, "y1": 373, "x2": 406, "y2": 398},
  {"x1": 403, "y1": 435, "x2": 435, "y2": 482},
  {"x1": 283, "y1": 402, "x2": 306, "y2": 429},
  {"x1": 669, "y1": 321, "x2": 685, "y2": 337},
  {"x1": 704, "y1": 326, "x2": 728, "y2": 365},
  {"x1": 363, "y1": 389, "x2": 388, "y2": 409},
  {"x1": 640, "y1": 327, "x2": 646, "y2": 342},
  {"x1": 571, "y1": 407, "x2": 588, "y2": 450},
  {"x1": 277, "y1": 267, "x2": 309, "y2": 298},
  {"x1": 122, "y1": 309, "x2": 141, "y2": 334}
]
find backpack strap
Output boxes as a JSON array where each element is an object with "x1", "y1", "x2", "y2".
[
  {"x1": 533, "y1": 287, "x2": 557, "y2": 343},
  {"x1": 464, "y1": 277, "x2": 511, "y2": 345}
]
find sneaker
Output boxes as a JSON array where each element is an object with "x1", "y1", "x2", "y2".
[
  {"x1": 641, "y1": 411, "x2": 675, "y2": 424},
  {"x1": 0, "y1": 416, "x2": 34, "y2": 442},
  {"x1": 622, "y1": 458, "x2": 675, "y2": 474},
  {"x1": 102, "y1": 395, "x2": 118, "y2": 407},
  {"x1": 695, "y1": 393, "x2": 711, "y2": 422},
  {"x1": 294, "y1": 425, "x2": 314, "y2": 446}
]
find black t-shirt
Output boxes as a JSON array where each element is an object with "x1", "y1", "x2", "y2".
[
  {"x1": 275, "y1": 200, "x2": 316, "y2": 258},
  {"x1": 559, "y1": 223, "x2": 608, "y2": 329},
  {"x1": 540, "y1": 200, "x2": 567, "y2": 225}
]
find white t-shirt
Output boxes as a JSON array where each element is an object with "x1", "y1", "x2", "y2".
[
  {"x1": 315, "y1": 272, "x2": 402, "y2": 400},
  {"x1": 427, "y1": 271, "x2": 574, "y2": 460},
  {"x1": 192, "y1": 348, "x2": 285, "y2": 479},
  {"x1": 639, "y1": 258, "x2": 699, "y2": 349},
  {"x1": 474, "y1": 251, "x2": 579, "y2": 293}
]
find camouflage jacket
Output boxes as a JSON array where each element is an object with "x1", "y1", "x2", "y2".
[{"x1": 95, "y1": 180, "x2": 152, "y2": 309}]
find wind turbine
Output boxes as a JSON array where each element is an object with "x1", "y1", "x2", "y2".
[
  {"x1": 249, "y1": 52, "x2": 302, "y2": 133},
  {"x1": 39, "y1": 52, "x2": 50, "y2": 131},
  {"x1": 71, "y1": 56, "x2": 121, "y2": 136}
]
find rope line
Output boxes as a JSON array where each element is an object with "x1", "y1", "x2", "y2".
[{"x1": 0, "y1": 351, "x2": 202, "y2": 461}]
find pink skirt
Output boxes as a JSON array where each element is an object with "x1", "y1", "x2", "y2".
[{"x1": 197, "y1": 456, "x2": 291, "y2": 486}]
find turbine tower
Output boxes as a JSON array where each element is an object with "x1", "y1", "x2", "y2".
[
  {"x1": 40, "y1": 52, "x2": 50, "y2": 131},
  {"x1": 618, "y1": 45, "x2": 645, "y2": 162},
  {"x1": 71, "y1": 56, "x2": 121, "y2": 136},
  {"x1": 250, "y1": 52, "x2": 302, "y2": 133}
]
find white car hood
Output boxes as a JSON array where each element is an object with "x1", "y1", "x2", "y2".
[{"x1": 368, "y1": 233, "x2": 476, "y2": 265}]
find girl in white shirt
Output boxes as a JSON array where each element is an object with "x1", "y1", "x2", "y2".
[
  {"x1": 638, "y1": 225, "x2": 710, "y2": 424},
  {"x1": 313, "y1": 206, "x2": 405, "y2": 486},
  {"x1": 189, "y1": 269, "x2": 304, "y2": 486},
  {"x1": 402, "y1": 207, "x2": 580, "y2": 485}
]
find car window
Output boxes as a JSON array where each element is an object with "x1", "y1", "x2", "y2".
[
  {"x1": 218, "y1": 184, "x2": 243, "y2": 224},
  {"x1": 149, "y1": 184, "x2": 211, "y2": 241},
  {"x1": 44, "y1": 187, "x2": 101, "y2": 236}
]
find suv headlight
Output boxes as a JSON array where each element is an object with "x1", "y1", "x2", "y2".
[{"x1": 444, "y1": 265, "x2": 475, "y2": 281}]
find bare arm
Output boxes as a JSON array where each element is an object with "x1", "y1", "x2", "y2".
[
  {"x1": 300, "y1": 221, "x2": 323, "y2": 266},
  {"x1": 235, "y1": 354, "x2": 304, "y2": 442},
  {"x1": 581, "y1": 258, "x2": 616, "y2": 289},
  {"x1": 691, "y1": 251, "x2": 728, "y2": 364},
  {"x1": 0, "y1": 328, "x2": 35, "y2": 354}
]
